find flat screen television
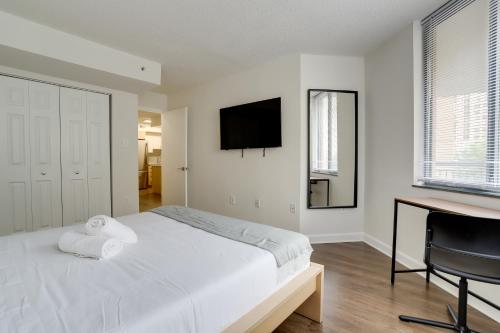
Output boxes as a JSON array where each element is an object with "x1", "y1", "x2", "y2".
[{"x1": 220, "y1": 97, "x2": 282, "y2": 150}]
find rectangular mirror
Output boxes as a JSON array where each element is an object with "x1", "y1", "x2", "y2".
[{"x1": 308, "y1": 89, "x2": 357, "y2": 208}]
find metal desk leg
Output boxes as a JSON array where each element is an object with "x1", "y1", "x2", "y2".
[
  {"x1": 425, "y1": 210, "x2": 431, "y2": 283},
  {"x1": 326, "y1": 180, "x2": 330, "y2": 206},
  {"x1": 425, "y1": 219, "x2": 431, "y2": 283},
  {"x1": 391, "y1": 199, "x2": 399, "y2": 285}
]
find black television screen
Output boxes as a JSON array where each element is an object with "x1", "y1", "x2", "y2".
[{"x1": 220, "y1": 97, "x2": 281, "y2": 150}]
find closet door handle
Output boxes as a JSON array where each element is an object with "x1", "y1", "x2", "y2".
[
  {"x1": 74, "y1": 171, "x2": 80, "y2": 175},
  {"x1": 41, "y1": 171, "x2": 47, "y2": 176}
]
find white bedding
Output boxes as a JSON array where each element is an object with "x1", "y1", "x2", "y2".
[{"x1": 0, "y1": 212, "x2": 310, "y2": 333}]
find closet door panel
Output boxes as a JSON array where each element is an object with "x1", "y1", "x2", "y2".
[
  {"x1": 9, "y1": 183, "x2": 29, "y2": 232},
  {"x1": 29, "y1": 82, "x2": 62, "y2": 231},
  {"x1": 60, "y1": 88, "x2": 88, "y2": 225},
  {"x1": 0, "y1": 76, "x2": 32, "y2": 235},
  {"x1": 87, "y1": 92, "x2": 111, "y2": 216}
]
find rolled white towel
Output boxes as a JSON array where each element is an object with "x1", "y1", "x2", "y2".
[
  {"x1": 85, "y1": 215, "x2": 138, "y2": 244},
  {"x1": 58, "y1": 231, "x2": 123, "y2": 259}
]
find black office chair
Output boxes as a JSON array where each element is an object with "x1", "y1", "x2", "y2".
[{"x1": 399, "y1": 211, "x2": 500, "y2": 333}]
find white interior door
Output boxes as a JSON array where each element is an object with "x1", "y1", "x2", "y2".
[
  {"x1": 29, "y1": 81, "x2": 62, "y2": 231},
  {"x1": 0, "y1": 76, "x2": 32, "y2": 235},
  {"x1": 60, "y1": 87, "x2": 88, "y2": 225},
  {"x1": 86, "y1": 92, "x2": 111, "y2": 217},
  {"x1": 164, "y1": 107, "x2": 188, "y2": 206}
]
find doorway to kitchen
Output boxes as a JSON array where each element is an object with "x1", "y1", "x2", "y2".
[{"x1": 138, "y1": 110, "x2": 162, "y2": 212}]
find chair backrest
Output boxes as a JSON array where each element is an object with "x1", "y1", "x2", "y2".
[
  {"x1": 427, "y1": 212, "x2": 500, "y2": 259},
  {"x1": 425, "y1": 212, "x2": 500, "y2": 283}
]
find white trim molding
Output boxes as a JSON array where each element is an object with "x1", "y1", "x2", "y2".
[{"x1": 363, "y1": 233, "x2": 423, "y2": 269}]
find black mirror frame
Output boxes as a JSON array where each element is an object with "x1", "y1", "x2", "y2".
[{"x1": 307, "y1": 89, "x2": 358, "y2": 209}]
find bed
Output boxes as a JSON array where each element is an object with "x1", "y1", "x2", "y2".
[{"x1": 0, "y1": 211, "x2": 323, "y2": 333}]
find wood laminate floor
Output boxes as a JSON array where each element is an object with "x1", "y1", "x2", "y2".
[
  {"x1": 139, "y1": 188, "x2": 162, "y2": 212},
  {"x1": 276, "y1": 243, "x2": 499, "y2": 333}
]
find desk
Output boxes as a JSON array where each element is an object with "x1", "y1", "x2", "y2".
[
  {"x1": 391, "y1": 197, "x2": 500, "y2": 311},
  {"x1": 309, "y1": 177, "x2": 330, "y2": 206}
]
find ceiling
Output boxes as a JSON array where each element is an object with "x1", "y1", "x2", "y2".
[{"x1": 0, "y1": 0, "x2": 445, "y2": 92}]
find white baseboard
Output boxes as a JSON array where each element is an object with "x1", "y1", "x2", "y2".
[
  {"x1": 363, "y1": 233, "x2": 500, "y2": 324},
  {"x1": 307, "y1": 232, "x2": 364, "y2": 244},
  {"x1": 363, "y1": 233, "x2": 423, "y2": 269}
]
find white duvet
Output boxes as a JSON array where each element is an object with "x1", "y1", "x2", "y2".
[{"x1": 0, "y1": 212, "x2": 308, "y2": 333}]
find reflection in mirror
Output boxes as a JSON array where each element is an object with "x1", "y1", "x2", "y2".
[{"x1": 308, "y1": 90, "x2": 357, "y2": 208}]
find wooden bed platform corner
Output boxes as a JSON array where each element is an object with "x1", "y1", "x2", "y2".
[{"x1": 223, "y1": 262, "x2": 324, "y2": 333}]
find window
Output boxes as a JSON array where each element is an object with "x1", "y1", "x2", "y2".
[
  {"x1": 420, "y1": 0, "x2": 500, "y2": 194},
  {"x1": 310, "y1": 91, "x2": 338, "y2": 174}
]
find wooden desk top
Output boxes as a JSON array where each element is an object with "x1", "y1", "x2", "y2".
[
  {"x1": 396, "y1": 197, "x2": 500, "y2": 219},
  {"x1": 310, "y1": 177, "x2": 329, "y2": 181}
]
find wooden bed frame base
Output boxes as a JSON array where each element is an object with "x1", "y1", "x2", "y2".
[{"x1": 223, "y1": 262, "x2": 324, "y2": 333}]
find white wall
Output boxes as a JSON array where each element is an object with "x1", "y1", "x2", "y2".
[
  {"x1": 0, "y1": 65, "x2": 140, "y2": 217},
  {"x1": 365, "y1": 23, "x2": 500, "y2": 322},
  {"x1": 167, "y1": 53, "x2": 365, "y2": 237},
  {"x1": 139, "y1": 91, "x2": 168, "y2": 112},
  {"x1": 111, "y1": 92, "x2": 140, "y2": 216},
  {"x1": 168, "y1": 54, "x2": 302, "y2": 231},
  {"x1": 300, "y1": 54, "x2": 365, "y2": 242}
]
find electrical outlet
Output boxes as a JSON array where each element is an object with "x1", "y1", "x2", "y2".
[
  {"x1": 229, "y1": 195, "x2": 236, "y2": 205},
  {"x1": 289, "y1": 203, "x2": 296, "y2": 214},
  {"x1": 254, "y1": 199, "x2": 261, "y2": 208}
]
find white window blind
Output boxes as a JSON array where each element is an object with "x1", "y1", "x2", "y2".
[
  {"x1": 420, "y1": 0, "x2": 500, "y2": 194},
  {"x1": 311, "y1": 92, "x2": 338, "y2": 174}
]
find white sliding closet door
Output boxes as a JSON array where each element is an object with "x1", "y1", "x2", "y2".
[
  {"x1": 0, "y1": 76, "x2": 111, "y2": 233},
  {"x1": 60, "y1": 87, "x2": 88, "y2": 225},
  {"x1": 86, "y1": 92, "x2": 111, "y2": 216},
  {"x1": 0, "y1": 76, "x2": 32, "y2": 235},
  {"x1": 29, "y1": 82, "x2": 62, "y2": 231}
]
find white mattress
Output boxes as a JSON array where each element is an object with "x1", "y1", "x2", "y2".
[{"x1": 0, "y1": 212, "x2": 310, "y2": 333}]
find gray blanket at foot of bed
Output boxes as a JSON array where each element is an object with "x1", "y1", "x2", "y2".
[{"x1": 151, "y1": 205, "x2": 312, "y2": 267}]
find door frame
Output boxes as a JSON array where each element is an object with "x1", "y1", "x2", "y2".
[
  {"x1": 162, "y1": 107, "x2": 188, "y2": 206},
  {"x1": 138, "y1": 105, "x2": 164, "y2": 199}
]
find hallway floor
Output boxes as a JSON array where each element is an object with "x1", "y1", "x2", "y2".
[{"x1": 139, "y1": 188, "x2": 162, "y2": 212}]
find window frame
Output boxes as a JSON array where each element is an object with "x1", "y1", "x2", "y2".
[
  {"x1": 310, "y1": 91, "x2": 339, "y2": 175},
  {"x1": 418, "y1": 0, "x2": 500, "y2": 196}
]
